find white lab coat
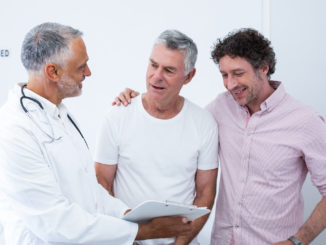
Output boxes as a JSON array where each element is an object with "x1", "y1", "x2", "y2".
[{"x1": 0, "y1": 85, "x2": 138, "y2": 245}]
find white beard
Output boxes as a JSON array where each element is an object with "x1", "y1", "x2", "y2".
[{"x1": 57, "y1": 74, "x2": 82, "y2": 98}]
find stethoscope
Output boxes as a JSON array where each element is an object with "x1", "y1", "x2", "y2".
[{"x1": 20, "y1": 84, "x2": 89, "y2": 148}]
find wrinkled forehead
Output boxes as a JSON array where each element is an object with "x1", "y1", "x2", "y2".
[{"x1": 150, "y1": 43, "x2": 185, "y2": 67}]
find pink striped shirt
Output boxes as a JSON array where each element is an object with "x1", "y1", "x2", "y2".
[{"x1": 206, "y1": 81, "x2": 326, "y2": 244}]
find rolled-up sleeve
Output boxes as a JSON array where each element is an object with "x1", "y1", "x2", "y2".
[{"x1": 301, "y1": 114, "x2": 326, "y2": 196}]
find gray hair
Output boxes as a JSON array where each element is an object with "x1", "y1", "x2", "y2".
[
  {"x1": 154, "y1": 30, "x2": 197, "y2": 75},
  {"x1": 21, "y1": 22, "x2": 83, "y2": 72}
]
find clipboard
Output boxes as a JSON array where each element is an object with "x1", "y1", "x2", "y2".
[{"x1": 122, "y1": 200, "x2": 210, "y2": 223}]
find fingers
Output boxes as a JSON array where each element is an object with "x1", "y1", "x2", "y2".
[
  {"x1": 153, "y1": 216, "x2": 192, "y2": 236},
  {"x1": 119, "y1": 91, "x2": 130, "y2": 106},
  {"x1": 181, "y1": 217, "x2": 189, "y2": 224},
  {"x1": 136, "y1": 216, "x2": 192, "y2": 240},
  {"x1": 112, "y1": 97, "x2": 121, "y2": 106},
  {"x1": 111, "y1": 88, "x2": 139, "y2": 106},
  {"x1": 112, "y1": 92, "x2": 128, "y2": 107},
  {"x1": 131, "y1": 90, "x2": 140, "y2": 98},
  {"x1": 123, "y1": 88, "x2": 136, "y2": 104},
  {"x1": 176, "y1": 217, "x2": 192, "y2": 233}
]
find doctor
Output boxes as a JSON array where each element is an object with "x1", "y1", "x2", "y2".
[{"x1": 0, "y1": 22, "x2": 191, "y2": 245}]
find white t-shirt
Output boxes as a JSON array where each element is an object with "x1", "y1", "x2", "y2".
[{"x1": 95, "y1": 95, "x2": 218, "y2": 245}]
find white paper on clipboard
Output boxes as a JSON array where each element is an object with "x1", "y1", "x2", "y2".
[{"x1": 122, "y1": 200, "x2": 210, "y2": 223}]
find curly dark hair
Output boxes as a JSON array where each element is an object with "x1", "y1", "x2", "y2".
[{"x1": 211, "y1": 28, "x2": 276, "y2": 79}]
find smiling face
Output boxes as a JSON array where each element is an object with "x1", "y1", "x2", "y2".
[
  {"x1": 145, "y1": 43, "x2": 192, "y2": 106},
  {"x1": 57, "y1": 37, "x2": 91, "y2": 98},
  {"x1": 219, "y1": 55, "x2": 270, "y2": 112}
]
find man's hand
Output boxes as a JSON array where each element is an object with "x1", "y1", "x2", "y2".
[
  {"x1": 272, "y1": 241, "x2": 294, "y2": 245},
  {"x1": 112, "y1": 88, "x2": 139, "y2": 106},
  {"x1": 136, "y1": 216, "x2": 192, "y2": 240},
  {"x1": 276, "y1": 196, "x2": 326, "y2": 245},
  {"x1": 174, "y1": 169, "x2": 217, "y2": 244},
  {"x1": 174, "y1": 234, "x2": 195, "y2": 245}
]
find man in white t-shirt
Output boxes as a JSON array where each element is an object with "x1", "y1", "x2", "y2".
[{"x1": 94, "y1": 30, "x2": 218, "y2": 245}]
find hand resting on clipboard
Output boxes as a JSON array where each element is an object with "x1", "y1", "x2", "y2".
[{"x1": 123, "y1": 200, "x2": 210, "y2": 223}]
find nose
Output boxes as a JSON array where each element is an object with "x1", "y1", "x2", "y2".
[
  {"x1": 152, "y1": 68, "x2": 163, "y2": 82},
  {"x1": 84, "y1": 64, "x2": 91, "y2": 77},
  {"x1": 224, "y1": 76, "x2": 237, "y2": 91}
]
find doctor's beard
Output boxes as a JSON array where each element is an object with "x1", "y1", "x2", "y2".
[{"x1": 57, "y1": 74, "x2": 83, "y2": 98}]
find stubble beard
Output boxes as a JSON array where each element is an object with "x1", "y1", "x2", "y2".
[
  {"x1": 57, "y1": 74, "x2": 82, "y2": 98},
  {"x1": 241, "y1": 76, "x2": 263, "y2": 108}
]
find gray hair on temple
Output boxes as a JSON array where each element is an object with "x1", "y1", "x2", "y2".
[
  {"x1": 154, "y1": 29, "x2": 198, "y2": 75},
  {"x1": 21, "y1": 22, "x2": 83, "y2": 73}
]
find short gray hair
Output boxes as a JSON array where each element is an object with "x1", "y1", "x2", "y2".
[
  {"x1": 154, "y1": 30, "x2": 197, "y2": 75},
  {"x1": 21, "y1": 22, "x2": 83, "y2": 72}
]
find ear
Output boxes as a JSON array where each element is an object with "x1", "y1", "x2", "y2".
[
  {"x1": 44, "y1": 63, "x2": 62, "y2": 82},
  {"x1": 183, "y1": 68, "x2": 196, "y2": 85},
  {"x1": 260, "y1": 63, "x2": 269, "y2": 76}
]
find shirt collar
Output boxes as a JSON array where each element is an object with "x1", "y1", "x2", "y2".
[
  {"x1": 15, "y1": 83, "x2": 66, "y2": 119},
  {"x1": 259, "y1": 81, "x2": 286, "y2": 112}
]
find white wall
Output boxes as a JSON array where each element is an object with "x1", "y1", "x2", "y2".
[
  {"x1": 270, "y1": 1, "x2": 326, "y2": 244},
  {"x1": 0, "y1": 0, "x2": 325, "y2": 244}
]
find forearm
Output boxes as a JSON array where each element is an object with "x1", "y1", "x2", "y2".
[
  {"x1": 294, "y1": 196, "x2": 326, "y2": 244},
  {"x1": 175, "y1": 181, "x2": 216, "y2": 244},
  {"x1": 94, "y1": 162, "x2": 116, "y2": 196},
  {"x1": 174, "y1": 198, "x2": 213, "y2": 244},
  {"x1": 97, "y1": 177, "x2": 114, "y2": 196}
]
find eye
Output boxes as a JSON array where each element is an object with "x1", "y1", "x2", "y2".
[
  {"x1": 234, "y1": 72, "x2": 244, "y2": 77},
  {"x1": 151, "y1": 62, "x2": 158, "y2": 68},
  {"x1": 221, "y1": 73, "x2": 228, "y2": 78},
  {"x1": 79, "y1": 64, "x2": 86, "y2": 71}
]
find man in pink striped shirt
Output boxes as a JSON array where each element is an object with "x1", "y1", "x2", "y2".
[
  {"x1": 113, "y1": 28, "x2": 326, "y2": 245},
  {"x1": 207, "y1": 28, "x2": 326, "y2": 245}
]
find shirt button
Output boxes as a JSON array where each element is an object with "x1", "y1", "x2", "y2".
[
  {"x1": 247, "y1": 132, "x2": 251, "y2": 136},
  {"x1": 238, "y1": 202, "x2": 241, "y2": 206},
  {"x1": 240, "y1": 178, "x2": 245, "y2": 183}
]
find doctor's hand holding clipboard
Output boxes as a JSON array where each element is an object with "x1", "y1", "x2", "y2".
[
  {"x1": 124, "y1": 200, "x2": 210, "y2": 223},
  {"x1": 124, "y1": 200, "x2": 210, "y2": 240}
]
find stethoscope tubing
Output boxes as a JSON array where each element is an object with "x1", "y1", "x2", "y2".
[{"x1": 20, "y1": 84, "x2": 89, "y2": 149}]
